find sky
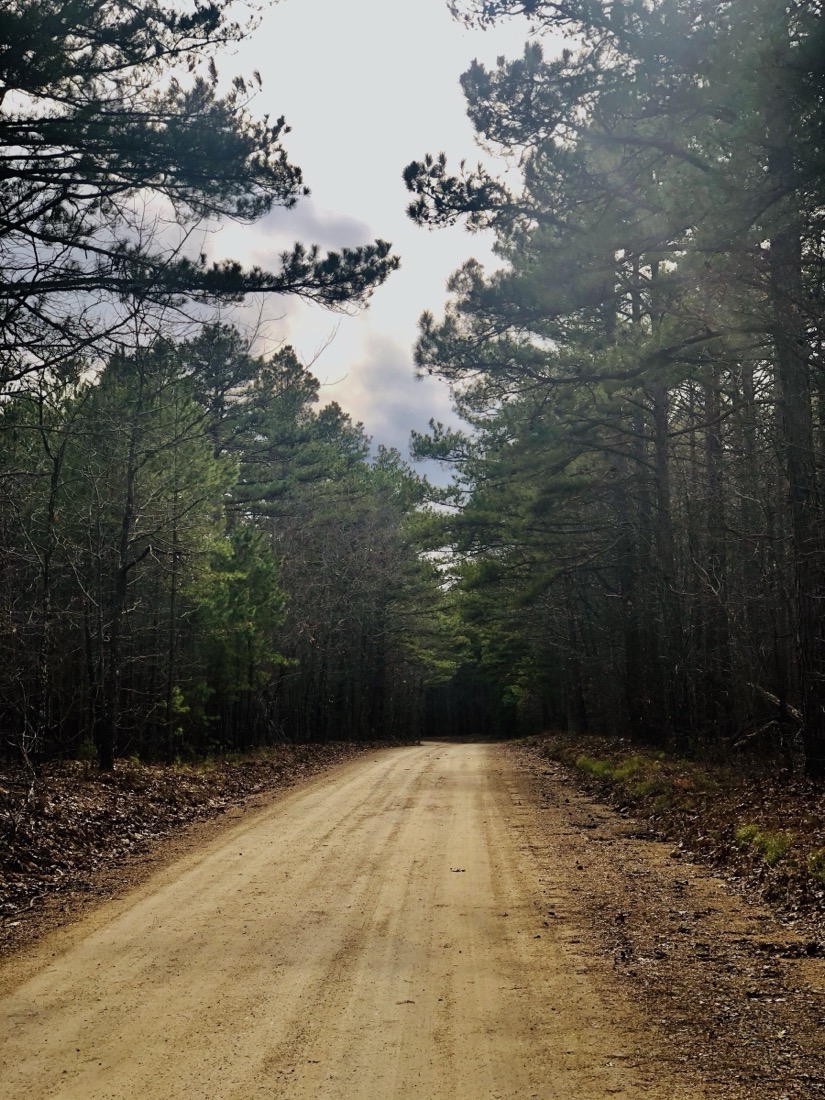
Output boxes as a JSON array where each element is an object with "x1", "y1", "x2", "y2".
[{"x1": 208, "y1": 0, "x2": 553, "y2": 460}]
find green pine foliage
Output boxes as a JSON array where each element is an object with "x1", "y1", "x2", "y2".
[
  {"x1": 0, "y1": 327, "x2": 450, "y2": 766},
  {"x1": 0, "y1": 0, "x2": 398, "y2": 383},
  {"x1": 403, "y1": 0, "x2": 825, "y2": 766}
]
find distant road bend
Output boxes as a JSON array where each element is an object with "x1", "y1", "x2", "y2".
[{"x1": 0, "y1": 742, "x2": 692, "y2": 1099}]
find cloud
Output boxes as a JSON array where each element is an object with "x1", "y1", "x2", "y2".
[
  {"x1": 253, "y1": 199, "x2": 375, "y2": 254},
  {"x1": 329, "y1": 332, "x2": 454, "y2": 456}
]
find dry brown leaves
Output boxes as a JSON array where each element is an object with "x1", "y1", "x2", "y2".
[
  {"x1": 511, "y1": 736, "x2": 825, "y2": 1100},
  {"x1": 0, "y1": 744, "x2": 375, "y2": 954}
]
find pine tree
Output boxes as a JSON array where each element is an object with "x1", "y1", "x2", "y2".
[
  {"x1": 404, "y1": 0, "x2": 825, "y2": 768},
  {"x1": 0, "y1": 0, "x2": 398, "y2": 383}
]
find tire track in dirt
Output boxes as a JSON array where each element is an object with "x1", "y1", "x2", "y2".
[{"x1": 0, "y1": 743, "x2": 701, "y2": 1100}]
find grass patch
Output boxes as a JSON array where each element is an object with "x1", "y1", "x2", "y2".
[
  {"x1": 734, "y1": 823, "x2": 761, "y2": 847},
  {"x1": 806, "y1": 847, "x2": 825, "y2": 883},
  {"x1": 573, "y1": 750, "x2": 680, "y2": 808},
  {"x1": 633, "y1": 778, "x2": 666, "y2": 798},
  {"x1": 734, "y1": 823, "x2": 793, "y2": 866},
  {"x1": 612, "y1": 756, "x2": 646, "y2": 782},
  {"x1": 575, "y1": 755, "x2": 615, "y2": 779}
]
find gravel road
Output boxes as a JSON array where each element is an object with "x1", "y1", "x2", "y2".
[{"x1": 0, "y1": 742, "x2": 698, "y2": 1099}]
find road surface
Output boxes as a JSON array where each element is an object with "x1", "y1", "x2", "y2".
[{"x1": 0, "y1": 742, "x2": 694, "y2": 1099}]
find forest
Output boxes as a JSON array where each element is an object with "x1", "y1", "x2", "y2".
[{"x1": 2, "y1": 0, "x2": 825, "y2": 782}]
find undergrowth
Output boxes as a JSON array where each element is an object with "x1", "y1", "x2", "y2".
[
  {"x1": 733, "y1": 824, "x2": 794, "y2": 866},
  {"x1": 540, "y1": 734, "x2": 825, "y2": 903}
]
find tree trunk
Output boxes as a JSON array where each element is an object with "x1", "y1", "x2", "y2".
[
  {"x1": 649, "y1": 380, "x2": 678, "y2": 739},
  {"x1": 702, "y1": 369, "x2": 731, "y2": 740},
  {"x1": 768, "y1": 65, "x2": 825, "y2": 778}
]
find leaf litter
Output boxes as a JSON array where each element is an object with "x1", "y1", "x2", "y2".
[
  {"x1": 511, "y1": 735, "x2": 825, "y2": 1100},
  {"x1": 0, "y1": 744, "x2": 376, "y2": 954}
]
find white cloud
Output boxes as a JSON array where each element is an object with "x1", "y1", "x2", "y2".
[
  {"x1": 331, "y1": 332, "x2": 453, "y2": 451},
  {"x1": 254, "y1": 200, "x2": 374, "y2": 251},
  {"x1": 209, "y1": 0, "x2": 563, "y2": 449}
]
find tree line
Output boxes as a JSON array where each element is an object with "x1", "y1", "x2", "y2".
[
  {"x1": 0, "y1": 0, "x2": 457, "y2": 769},
  {"x1": 4, "y1": 0, "x2": 825, "y2": 775},
  {"x1": 403, "y1": 0, "x2": 825, "y2": 775},
  {"x1": 0, "y1": 326, "x2": 453, "y2": 767}
]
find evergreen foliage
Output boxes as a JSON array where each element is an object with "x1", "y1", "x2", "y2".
[
  {"x1": 0, "y1": 3, "x2": 436, "y2": 768},
  {"x1": 0, "y1": 0, "x2": 398, "y2": 383},
  {"x1": 0, "y1": 328, "x2": 450, "y2": 766},
  {"x1": 405, "y1": 0, "x2": 825, "y2": 773}
]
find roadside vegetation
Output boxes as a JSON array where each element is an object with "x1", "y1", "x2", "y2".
[{"x1": 532, "y1": 733, "x2": 825, "y2": 927}]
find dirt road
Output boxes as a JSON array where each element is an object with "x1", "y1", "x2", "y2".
[{"x1": 0, "y1": 743, "x2": 695, "y2": 1100}]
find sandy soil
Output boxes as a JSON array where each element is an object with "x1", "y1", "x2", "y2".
[
  {"x1": 509, "y1": 741, "x2": 825, "y2": 1100},
  {"x1": 0, "y1": 742, "x2": 697, "y2": 1100}
]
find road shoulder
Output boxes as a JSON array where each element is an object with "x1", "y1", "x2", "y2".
[{"x1": 507, "y1": 740, "x2": 825, "y2": 1100}]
